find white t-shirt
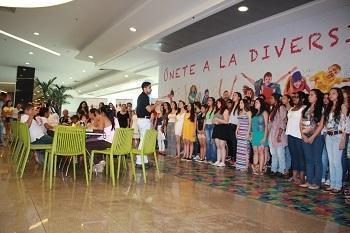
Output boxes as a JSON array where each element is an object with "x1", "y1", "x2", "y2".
[
  {"x1": 12, "y1": 108, "x2": 19, "y2": 119},
  {"x1": 20, "y1": 114, "x2": 45, "y2": 142},
  {"x1": 286, "y1": 107, "x2": 304, "y2": 139},
  {"x1": 40, "y1": 117, "x2": 49, "y2": 134}
]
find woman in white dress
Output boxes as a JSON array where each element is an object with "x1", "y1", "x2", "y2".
[{"x1": 175, "y1": 101, "x2": 186, "y2": 158}]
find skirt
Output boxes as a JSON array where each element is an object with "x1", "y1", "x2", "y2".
[
  {"x1": 212, "y1": 124, "x2": 228, "y2": 141},
  {"x1": 166, "y1": 122, "x2": 176, "y2": 156}
]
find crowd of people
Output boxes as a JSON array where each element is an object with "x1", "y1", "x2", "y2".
[
  {"x1": 153, "y1": 84, "x2": 350, "y2": 202},
  {"x1": 0, "y1": 79, "x2": 349, "y2": 203}
]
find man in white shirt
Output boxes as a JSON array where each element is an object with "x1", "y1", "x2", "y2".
[{"x1": 21, "y1": 104, "x2": 53, "y2": 163}]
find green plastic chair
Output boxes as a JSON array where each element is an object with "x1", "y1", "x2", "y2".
[
  {"x1": 89, "y1": 128, "x2": 134, "y2": 186},
  {"x1": 131, "y1": 129, "x2": 159, "y2": 183},
  {"x1": 10, "y1": 121, "x2": 19, "y2": 161},
  {"x1": 16, "y1": 123, "x2": 52, "y2": 178},
  {"x1": 46, "y1": 125, "x2": 89, "y2": 189}
]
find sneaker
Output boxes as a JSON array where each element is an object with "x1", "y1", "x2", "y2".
[
  {"x1": 208, "y1": 161, "x2": 214, "y2": 165},
  {"x1": 308, "y1": 185, "x2": 320, "y2": 190},
  {"x1": 299, "y1": 183, "x2": 310, "y2": 188},
  {"x1": 219, "y1": 162, "x2": 226, "y2": 167},
  {"x1": 193, "y1": 155, "x2": 200, "y2": 161},
  {"x1": 213, "y1": 161, "x2": 220, "y2": 166},
  {"x1": 321, "y1": 178, "x2": 326, "y2": 183},
  {"x1": 325, "y1": 180, "x2": 330, "y2": 186}
]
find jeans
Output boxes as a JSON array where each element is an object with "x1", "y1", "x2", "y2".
[
  {"x1": 325, "y1": 134, "x2": 343, "y2": 190},
  {"x1": 0, "y1": 122, "x2": 3, "y2": 143},
  {"x1": 205, "y1": 124, "x2": 217, "y2": 162},
  {"x1": 270, "y1": 146, "x2": 286, "y2": 173},
  {"x1": 302, "y1": 135, "x2": 324, "y2": 186},
  {"x1": 32, "y1": 135, "x2": 53, "y2": 163},
  {"x1": 322, "y1": 144, "x2": 329, "y2": 181},
  {"x1": 287, "y1": 135, "x2": 305, "y2": 172},
  {"x1": 342, "y1": 134, "x2": 350, "y2": 183},
  {"x1": 285, "y1": 146, "x2": 291, "y2": 171}
]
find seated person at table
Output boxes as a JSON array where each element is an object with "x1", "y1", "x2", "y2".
[
  {"x1": 21, "y1": 104, "x2": 53, "y2": 163},
  {"x1": 38, "y1": 107, "x2": 54, "y2": 134},
  {"x1": 79, "y1": 112, "x2": 88, "y2": 127},
  {"x1": 59, "y1": 109, "x2": 71, "y2": 125},
  {"x1": 86, "y1": 105, "x2": 120, "y2": 172},
  {"x1": 87, "y1": 108, "x2": 103, "y2": 130},
  {"x1": 70, "y1": 115, "x2": 79, "y2": 126}
]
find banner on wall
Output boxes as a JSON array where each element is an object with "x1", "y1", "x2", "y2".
[{"x1": 159, "y1": 3, "x2": 350, "y2": 104}]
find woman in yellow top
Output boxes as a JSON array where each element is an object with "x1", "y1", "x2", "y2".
[
  {"x1": 2, "y1": 100, "x2": 14, "y2": 141},
  {"x1": 182, "y1": 103, "x2": 196, "y2": 161}
]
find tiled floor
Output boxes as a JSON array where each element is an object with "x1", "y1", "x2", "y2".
[{"x1": 0, "y1": 145, "x2": 349, "y2": 233}]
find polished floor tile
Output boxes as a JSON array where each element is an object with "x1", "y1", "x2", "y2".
[{"x1": 0, "y1": 146, "x2": 349, "y2": 233}]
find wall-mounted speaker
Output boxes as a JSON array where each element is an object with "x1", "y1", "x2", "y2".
[{"x1": 15, "y1": 66, "x2": 35, "y2": 105}]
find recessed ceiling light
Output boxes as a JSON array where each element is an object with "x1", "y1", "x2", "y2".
[
  {"x1": 124, "y1": 75, "x2": 128, "y2": 78},
  {"x1": 0, "y1": 30, "x2": 60, "y2": 56},
  {"x1": 37, "y1": 90, "x2": 40, "y2": 93},
  {"x1": 29, "y1": 51, "x2": 34, "y2": 55},
  {"x1": 78, "y1": 90, "x2": 81, "y2": 93},
  {"x1": 129, "y1": 27, "x2": 136, "y2": 32},
  {"x1": 61, "y1": 81, "x2": 64, "y2": 84},
  {"x1": 88, "y1": 55, "x2": 94, "y2": 59},
  {"x1": 69, "y1": 77, "x2": 73, "y2": 79},
  {"x1": 1, "y1": 1, "x2": 74, "y2": 8},
  {"x1": 238, "y1": 6, "x2": 248, "y2": 12},
  {"x1": 33, "y1": 32, "x2": 40, "y2": 36},
  {"x1": 95, "y1": 84, "x2": 98, "y2": 87},
  {"x1": 25, "y1": 62, "x2": 30, "y2": 65},
  {"x1": 82, "y1": 70, "x2": 86, "y2": 73}
]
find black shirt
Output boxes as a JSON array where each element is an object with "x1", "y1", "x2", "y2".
[
  {"x1": 197, "y1": 113, "x2": 205, "y2": 131},
  {"x1": 136, "y1": 92, "x2": 151, "y2": 118},
  {"x1": 117, "y1": 111, "x2": 129, "y2": 128}
]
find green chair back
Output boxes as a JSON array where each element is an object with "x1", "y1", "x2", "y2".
[
  {"x1": 19, "y1": 122, "x2": 31, "y2": 149},
  {"x1": 110, "y1": 128, "x2": 133, "y2": 155},
  {"x1": 52, "y1": 126, "x2": 86, "y2": 156},
  {"x1": 140, "y1": 129, "x2": 157, "y2": 155}
]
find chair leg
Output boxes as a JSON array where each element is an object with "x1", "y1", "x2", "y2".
[
  {"x1": 54, "y1": 155, "x2": 58, "y2": 177},
  {"x1": 16, "y1": 145, "x2": 25, "y2": 174},
  {"x1": 89, "y1": 152, "x2": 95, "y2": 181},
  {"x1": 19, "y1": 149, "x2": 30, "y2": 178},
  {"x1": 49, "y1": 152, "x2": 54, "y2": 189},
  {"x1": 42, "y1": 150, "x2": 49, "y2": 181},
  {"x1": 141, "y1": 154, "x2": 146, "y2": 183},
  {"x1": 130, "y1": 153, "x2": 136, "y2": 181},
  {"x1": 117, "y1": 156, "x2": 121, "y2": 180},
  {"x1": 83, "y1": 153, "x2": 89, "y2": 187},
  {"x1": 73, "y1": 156, "x2": 76, "y2": 181},
  {"x1": 110, "y1": 154, "x2": 115, "y2": 186},
  {"x1": 106, "y1": 155, "x2": 109, "y2": 178},
  {"x1": 154, "y1": 152, "x2": 160, "y2": 177}
]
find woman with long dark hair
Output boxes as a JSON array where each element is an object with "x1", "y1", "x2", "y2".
[
  {"x1": 251, "y1": 98, "x2": 268, "y2": 175},
  {"x1": 236, "y1": 99, "x2": 252, "y2": 171},
  {"x1": 286, "y1": 91, "x2": 306, "y2": 184},
  {"x1": 342, "y1": 86, "x2": 350, "y2": 200},
  {"x1": 77, "y1": 101, "x2": 89, "y2": 115},
  {"x1": 228, "y1": 92, "x2": 242, "y2": 166},
  {"x1": 86, "y1": 105, "x2": 120, "y2": 172},
  {"x1": 197, "y1": 104, "x2": 207, "y2": 162},
  {"x1": 182, "y1": 103, "x2": 196, "y2": 160},
  {"x1": 166, "y1": 101, "x2": 177, "y2": 156},
  {"x1": 268, "y1": 93, "x2": 287, "y2": 177},
  {"x1": 205, "y1": 97, "x2": 216, "y2": 163},
  {"x1": 174, "y1": 100, "x2": 186, "y2": 158},
  {"x1": 212, "y1": 98, "x2": 230, "y2": 167},
  {"x1": 299, "y1": 89, "x2": 325, "y2": 189},
  {"x1": 324, "y1": 88, "x2": 346, "y2": 193}
]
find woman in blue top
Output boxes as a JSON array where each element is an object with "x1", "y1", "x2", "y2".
[{"x1": 251, "y1": 98, "x2": 269, "y2": 175}]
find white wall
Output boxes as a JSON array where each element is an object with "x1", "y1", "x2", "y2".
[{"x1": 61, "y1": 97, "x2": 107, "y2": 115}]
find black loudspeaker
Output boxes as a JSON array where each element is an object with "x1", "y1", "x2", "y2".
[{"x1": 15, "y1": 66, "x2": 35, "y2": 105}]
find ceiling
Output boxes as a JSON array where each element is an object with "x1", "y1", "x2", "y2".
[{"x1": 0, "y1": 0, "x2": 318, "y2": 98}]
